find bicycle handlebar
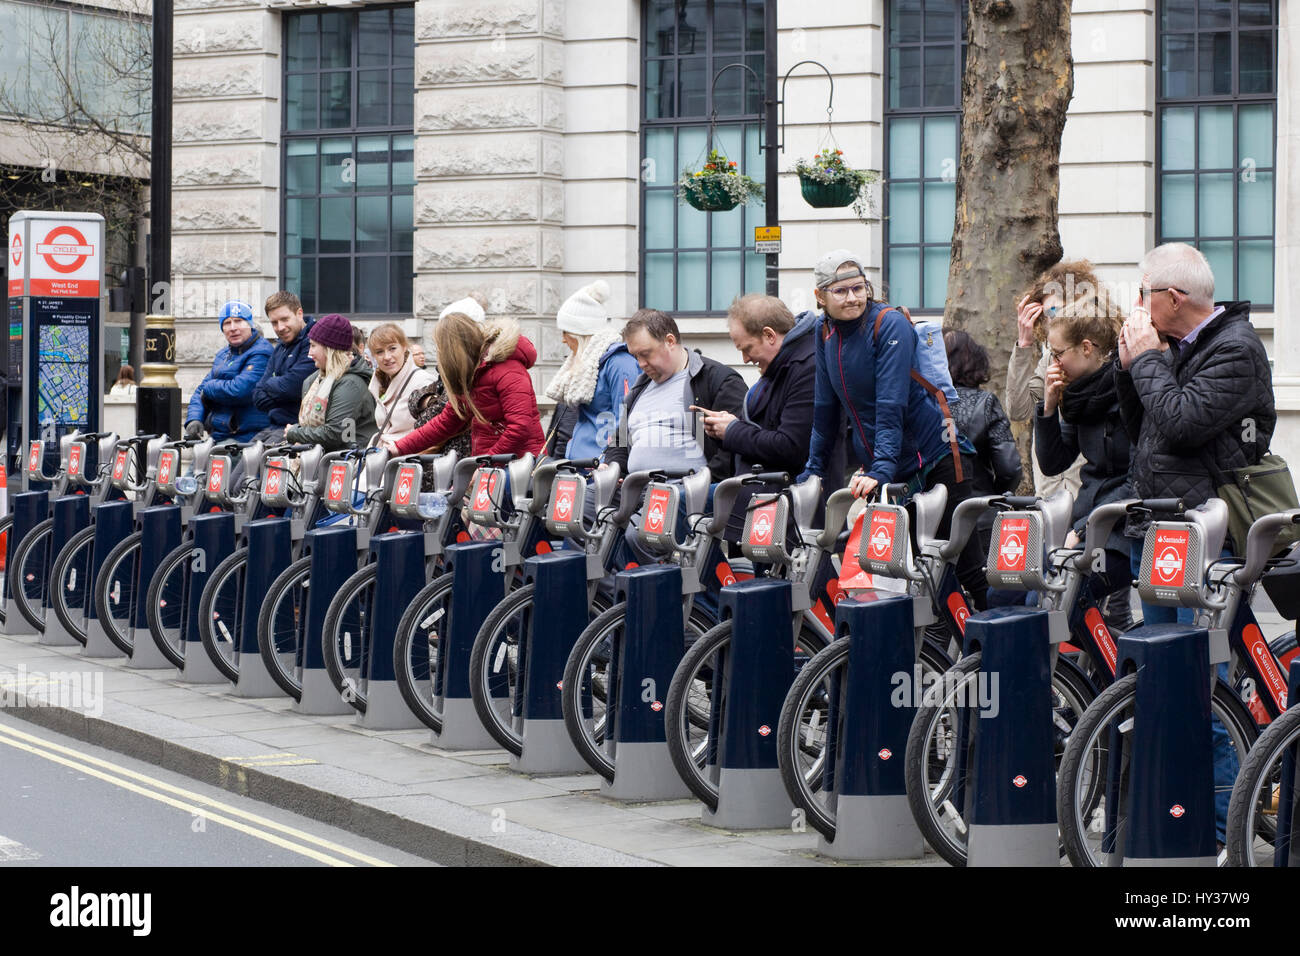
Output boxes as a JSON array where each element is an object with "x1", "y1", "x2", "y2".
[
  {"x1": 1234, "y1": 509, "x2": 1300, "y2": 587},
  {"x1": 559, "y1": 458, "x2": 601, "y2": 471},
  {"x1": 937, "y1": 495, "x2": 999, "y2": 562},
  {"x1": 479, "y1": 453, "x2": 517, "y2": 466},
  {"x1": 1127, "y1": 497, "x2": 1185, "y2": 516}
]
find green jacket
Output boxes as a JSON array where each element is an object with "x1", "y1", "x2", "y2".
[{"x1": 285, "y1": 357, "x2": 378, "y2": 451}]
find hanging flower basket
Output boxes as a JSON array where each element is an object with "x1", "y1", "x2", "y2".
[
  {"x1": 799, "y1": 175, "x2": 859, "y2": 208},
  {"x1": 793, "y1": 148, "x2": 879, "y2": 222},
  {"x1": 677, "y1": 148, "x2": 764, "y2": 213}
]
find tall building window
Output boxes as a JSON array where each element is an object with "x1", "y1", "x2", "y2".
[
  {"x1": 1157, "y1": 0, "x2": 1277, "y2": 306},
  {"x1": 640, "y1": 0, "x2": 768, "y2": 314},
  {"x1": 282, "y1": 5, "x2": 414, "y2": 317},
  {"x1": 883, "y1": 0, "x2": 966, "y2": 312}
]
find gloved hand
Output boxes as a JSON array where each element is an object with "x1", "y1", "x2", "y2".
[{"x1": 184, "y1": 420, "x2": 204, "y2": 439}]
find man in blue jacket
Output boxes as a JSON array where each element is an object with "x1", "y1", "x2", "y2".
[
  {"x1": 184, "y1": 300, "x2": 274, "y2": 442},
  {"x1": 801, "y1": 249, "x2": 986, "y2": 608},
  {"x1": 251, "y1": 290, "x2": 316, "y2": 440}
]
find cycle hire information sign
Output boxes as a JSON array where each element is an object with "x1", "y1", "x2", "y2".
[{"x1": 7, "y1": 210, "x2": 104, "y2": 487}]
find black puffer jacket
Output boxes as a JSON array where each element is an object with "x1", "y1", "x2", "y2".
[
  {"x1": 1116, "y1": 301, "x2": 1275, "y2": 540},
  {"x1": 1035, "y1": 360, "x2": 1133, "y2": 552},
  {"x1": 954, "y1": 386, "x2": 1022, "y2": 499}
]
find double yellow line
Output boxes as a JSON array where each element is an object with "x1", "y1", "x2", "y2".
[{"x1": 0, "y1": 722, "x2": 393, "y2": 867}]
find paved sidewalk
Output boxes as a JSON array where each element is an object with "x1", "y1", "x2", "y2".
[{"x1": 0, "y1": 632, "x2": 939, "y2": 868}]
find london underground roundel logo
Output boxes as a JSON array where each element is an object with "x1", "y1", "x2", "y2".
[
  {"x1": 878, "y1": 748, "x2": 892, "y2": 760},
  {"x1": 266, "y1": 468, "x2": 282, "y2": 495},
  {"x1": 869, "y1": 526, "x2": 891, "y2": 557},
  {"x1": 37, "y1": 225, "x2": 95, "y2": 274},
  {"x1": 758, "y1": 725, "x2": 771, "y2": 737},
  {"x1": 10, "y1": 232, "x2": 21, "y2": 267},
  {"x1": 113, "y1": 451, "x2": 127, "y2": 480},
  {"x1": 1000, "y1": 533, "x2": 1024, "y2": 567},
  {"x1": 1169, "y1": 804, "x2": 1185, "y2": 818},
  {"x1": 159, "y1": 454, "x2": 173, "y2": 484},
  {"x1": 329, "y1": 474, "x2": 344, "y2": 499},
  {"x1": 752, "y1": 511, "x2": 773, "y2": 545},
  {"x1": 396, "y1": 473, "x2": 412, "y2": 505},
  {"x1": 647, "y1": 500, "x2": 664, "y2": 532},
  {"x1": 1154, "y1": 546, "x2": 1184, "y2": 584},
  {"x1": 553, "y1": 482, "x2": 574, "y2": 520},
  {"x1": 475, "y1": 476, "x2": 491, "y2": 510},
  {"x1": 1013, "y1": 775, "x2": 1027, "y2": 788}
]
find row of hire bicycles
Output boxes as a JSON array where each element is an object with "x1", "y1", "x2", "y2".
[{"x1": 3, "y1": 430, "x2": 1299, "y2": 867}]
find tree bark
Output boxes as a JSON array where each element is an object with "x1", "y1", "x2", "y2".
[{"x1": 946, "y1": 0, "x2": 1073, "y2": 407}]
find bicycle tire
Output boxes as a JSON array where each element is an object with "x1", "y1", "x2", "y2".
[
  {"x1": 904, "y1": 652, "x2": 1098, "y2": 867},
  {"x1": 10, "y1": 518, "x2": 55, "y2": 633},
  {"x1": 778, "y1": 635, "x2": 954, "y2": 842},
  {"x1": 145, "y1": 542, "x2": 196, "y2": 668},
  {"x1": 49, "y1": 525, "x2": 98, "y2": 646},
  {"x1": 0, "y1": 513, "x2": 14, "y2": 625},
  {"x1": 1227, "y1": 705, "x2": 1300, "y2": 867},
  {"x1": 256, "y1": 556, "x2": 314, "y2": 702},
  {"x1": 561, "y1": 601, "x2": 716, "y2": 782},
  {"x1": 197, "y1": 547, "x2": 249, "y2": 683},
  {"x1": 468, "y1": 585, "x2": 615, "y2": 757},
  {"x1": 392, "y1": 574, "x2": 456, "y2": 733},
  {"x1": 94, "y1": 532, "x2": 145, "y2": 655},
  {"x1": 1057, "y1": 673, "x2": 1258, "y2": 868},
  {"x1": 664, "y1": 618, "x2": 831, "y2": 813},
  {"x1": 322, "y1": 564, "x2": 379, "y2": 714}
]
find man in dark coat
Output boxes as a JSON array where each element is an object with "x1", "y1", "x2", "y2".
[
  {"x1": 700, "y1": 294, "x2": 842, "y2": 483},
  {"x1": 251, "y1": 290, "x2": 316, "y2": 440}
]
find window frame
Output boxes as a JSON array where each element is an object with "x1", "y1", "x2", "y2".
[
  {"x1": 1154, "y1": 0, "x2": 1278, "y2": 309},
  {"x1": 882, "y1": 0, "x2": 967, "y2": 315},
  {"x1": 279, "y1": 3, "x2": 415, "y2": 319},
  {"x1": 638, "y1": 0, "x2": 771, "y2": 316}
]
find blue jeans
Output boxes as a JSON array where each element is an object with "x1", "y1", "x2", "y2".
[{"x1": 1130, "y1": 538, "x2": 1237, "y2": 843}]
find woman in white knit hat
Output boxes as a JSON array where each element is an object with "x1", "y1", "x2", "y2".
[{"x1": 545, "y1": 280, "x2": 640, "y2": 460}]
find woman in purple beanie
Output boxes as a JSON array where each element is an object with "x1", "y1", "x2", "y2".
[{"x1": 284, "y1": 313, "x2": 378, "y2": 451}]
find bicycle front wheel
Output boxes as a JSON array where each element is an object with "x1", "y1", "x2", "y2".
[
  {"x1": 0, "y1": 513, "x2": 15, "y2": 626},
  {"x1": 664, "y1": 618, "x2": 831, "y2": 813},
  {"x1": 1227, "y1": 705, "x2": 1300, "y2": 866},
  {"x1": 197, "y1": 548, "x2": 249, "y2": 683},
  {"x1": 1057, "y1": 674, "x2": 1258, "y2": 868},
  {"x1": 10, "y1": 518, "x2": 55, "y2": 633},
  {"x1": 322, "y1": 564, "x2": 378, "y2": 713},
  {"x1": 779, "y1": 635, "x2": 953, "y2": 842},
  {"x1": 94, "y1": 532, "x2": 145, "y2": 655},
  {"x1": 49, "y1": 526, "x2": 98, "y2": 646},
  {"x1": 145, "y1": 542, "x2": 196, "y2": 668},
  {"x1": 392, "y1": 575, "x2": 455, "y2": 733},
  {"x1": 561, "y1": 601, "x2": 715, "y2": 782},
  {"x1": 256, "y1": 557, "x2": 313, "y2": 701}
]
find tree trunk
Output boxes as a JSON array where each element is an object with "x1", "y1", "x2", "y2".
[{"x1": 945, "y1": 0, "x2": 1074, "y2": 488}]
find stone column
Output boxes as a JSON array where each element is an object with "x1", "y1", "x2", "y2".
[
  {"x1": 170, "y1": 1, "x2": 280, "y2": 394},
  {"x1": 413, "y1": 0, "x2": 566, "y2": 391}
]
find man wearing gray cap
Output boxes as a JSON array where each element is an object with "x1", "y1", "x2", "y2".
[{"x1": 802, "y1": 249, "x2": 986, "y2": 607}]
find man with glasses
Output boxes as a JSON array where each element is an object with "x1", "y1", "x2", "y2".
[
  {"x1": 1117, "y1": 242, "x2": 1275, "y2": 850},
  {"x1": 801, "y1": 249, "x2": 987, "y2": 608}
]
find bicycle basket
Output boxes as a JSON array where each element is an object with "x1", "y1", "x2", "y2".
[
  {"x1": 389, "y1": 462, "x2": 424, "y2": 519},
  {"x1": 261, "y1": 456, "x2": 292, "y2": 509},
  {"x1": 857, "y1": 502, "x2": 912, "y2": 579},
  {"x1": 545, "y1": 473, "x2": 588, "y2": 537},
  {"x1": 322, "y1": 460, "x2": 355, "y2": 515},
  {"x1": 1138, "y1": 520, "x2": 1206, "y2": 608},
  {"x1": 467, "y1": 467, "x2": 508, "y2": 526},
  {"x1": 637, "y1": 482, "x2": 681, "y2": 552},
  {"x1": 985, "y1": 511, "x2": 1048, "y2": 590},
  {"x1": 740, "y1": 494, "x2": 790, "y2": 565}
]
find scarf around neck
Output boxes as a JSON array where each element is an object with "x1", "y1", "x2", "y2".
[
  {"x1": 1059, "y1": 358, "x2": 1119, "y2": 425},
  {"x1": 545, "y1": 330, "x2": 625, "y2": 407}
]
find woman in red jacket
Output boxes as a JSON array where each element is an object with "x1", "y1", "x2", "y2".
[{"x1": 384, "y1": 311, "x2": 544, "y2": 457}]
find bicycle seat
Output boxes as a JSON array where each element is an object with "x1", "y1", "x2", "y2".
[
  {"x1": 239, "y1": 441, "x2": 266, "y2": 486},
  {"x1": 911, "y1": 484, "x2": 948, "y2": 553},
  {"x1": 191, "y1": 439, "x2": 214, "y2": 476},
  {"x1": 505, "y1": 454, "x2": 535, "y2": 514},
  {"x1": 299, "y1": 445, "x2": 324, "y2": 485},
  {"x1": 681, "y1": 468, "x2": 711, "y2": 518},
  {"x1": 1039, "y1": 488, "x2": 1074, "y2": 552},
  {"x1": 789, "y1": 475, "x2": 823, "y2": 536},
  {"x1": 363, "y1": 448, "x2": 390, "y2": 491},
  {"x1": 430, "y1": 450, "x2": 458, "y2": 491}
]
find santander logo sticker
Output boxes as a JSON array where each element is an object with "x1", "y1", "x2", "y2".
[
  {"x1": 997, "y1": 518, "x2": 1029, "y2": 572},
  {"x1": 395, "y1": 467, "x2": 414, "y2": 506},
  {"x1": 113, "y1": 450, "x2": 128, "y2": 481},
  {"x1": 327, "y1": 464, "x2": 346, "y2": 501},
  {"x1": 158, "y1": 453, "x2": 174, "y2": 485},
  {"x1": 474, "y1": 473, "x2": 492, "y2": 511},
  {"x1": 645, "y1": 488, "x2": 671, "y2": 535},
  {"x1": 552, "y1": 478, "x2": 576, "y2": 522},
  {"x1": 868, "y1": 510, "x2": 896, "y2": 561},
  {"x1": 266, "y1": 466, "x2": 282, "y2": 496},
  {"x1": 68, "y1": 445, "x2": 83, "y2": 476},
  {"x1": 1151, "y1": 530, "x2": 1188, "y2": 587},
  {"x1": 946, "y1": 592, "x2": 970, "y2": 634},
  {"x1": 750, "y1": 503, "x2": 777, "y2": 546},
  {"x1": 1084, "y1": 606, "x2": 1118, "y2": 673},
  {"x1": 28, "y1": 441, "x2": 41, "y2": 473},
  {"x1": 208, "y1": 458, "x2": 227, "y2": 493},
  {"x1": 1243, "y1": 623, "x2": 1288, "y2": 708}
]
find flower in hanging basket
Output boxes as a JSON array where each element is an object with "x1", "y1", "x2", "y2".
[
  {"x1": 677, "y1": 148, "x2": 765, "y2": 212},
  {"x1": 794, "y1": 147, "x2": 879, "y2": 221}
]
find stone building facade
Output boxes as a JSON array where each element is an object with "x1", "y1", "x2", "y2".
[{"x1": 161, "y1": 0, "x2": 1297, "y2": 459}]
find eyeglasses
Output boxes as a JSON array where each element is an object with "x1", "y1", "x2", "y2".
[
  {"x1": 1138, "y1": 286, "x2": 1188, "y2": 302},
  {"x1": 826, "y1": 283, "x2": 868, "y2": 301},
  {"x1": 1048, "y1": 343, "x2": 1077, "y2": 363}
]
